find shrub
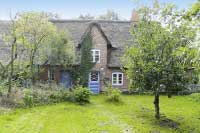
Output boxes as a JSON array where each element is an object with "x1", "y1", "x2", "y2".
[
  {"x1": 49, "y1": 89, "x2": 72, "y2": 103},
  {"x1": 178, "y1": 89, "x2": 192, "y2": 95},
  {"x1": 23, "y1": 89, "x2": 34, "y2": 107},
  {"x1": 0, "y1": 80, "x2": 8, "y2": 96},
  {"x1": 1, "y1": 87, "x2": 24, "y2": 107},
  {"x1": 189, "y1": 93, "x2": 200, "y2": 102},
  {"x1": 22, "y1": 86, "x2": 73, "y2": 107},
  {"x1": 74, "y1": 86, "x2": 91, "y2": 105},
  {"x1": 105, "y1": 85, "x2": 122, "y2": 102}
]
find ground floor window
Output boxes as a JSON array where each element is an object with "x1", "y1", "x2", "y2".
[
  {"x1": 48, "y1": 67, "x2": 56, "y2": 81},
  {"x1": 112, "y1": 72, "x2": 123, "y2": 85}
]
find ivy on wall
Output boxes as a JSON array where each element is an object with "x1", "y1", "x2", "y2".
[
  {"x1": 69, "y1": 30, "x2": 95, "y2": 87},
  {"x1": 79, "y1": 31, "x2": 95, "y2": 87}
]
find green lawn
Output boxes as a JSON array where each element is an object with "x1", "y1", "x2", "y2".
[{"x1": 0, "y1": 95, "x2": 199, "y2": 133}]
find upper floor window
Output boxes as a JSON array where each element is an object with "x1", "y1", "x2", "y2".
[
  {"x1": 112, "y1": 72, "x2": 123, "y2": 85},
  {"x1": 91, "y1": 49, "x2": 100, "y2": 63}
]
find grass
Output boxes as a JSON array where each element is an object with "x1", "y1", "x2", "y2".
[{"x1": 0, "y1": 95, "x2": 200, "y2": 133}]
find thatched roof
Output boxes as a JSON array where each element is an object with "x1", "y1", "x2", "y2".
[{"x1": 0, "y1": 20, "x2": 133, "y2": 67}]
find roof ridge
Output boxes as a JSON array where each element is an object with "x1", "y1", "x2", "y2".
[
  {"x1": 0, "y1": 19, "x2": 133, "y2": 24},
  {"x1": 50, "y1": 19, "x2": 132, "y2": 23}
]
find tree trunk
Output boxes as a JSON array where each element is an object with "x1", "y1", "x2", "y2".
[
  {"x1": 30, "y1": 48, "x2": 37, "y2": 85},
  {"x1": 7, "y1": 40, "x2": 15, "y2": 98},
  {"x1": 30, "y1": 57, "x2": 35, "y2": 85},
  {"x1": 167, "y1": 93, "x2": 172, "y2": 98},
  {"x1": 154, "y1": 90, "x2": 160, "y2": 119}
]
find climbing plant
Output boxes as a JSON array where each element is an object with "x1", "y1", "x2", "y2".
[
  {"x1": 72, "y1": 32, "x2": 95, "y2": 87},
  {"x1": 79, "y1": 31, "x2": 95, "y2": 87}
]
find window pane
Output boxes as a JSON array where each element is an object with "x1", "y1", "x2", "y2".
[
  {"x1": 112, "y1": 73, "x2": 123, "y2": 85},
  {"x1": 90, "y1": 72, "x2": 99, "y2": 81},
  {"x1": 91, "y1": 50, "x2": 100, "y2": 63},
  {"x1": 95, "y1": 51, "x2": 99, "y2": 55},
  {"x1": 95, "y1": 55, "x2": 99, "y2": 62},
  {"x1": 113, "y1": 78, "x2": 117, "y2": 84},
  {"x1": 49, "y1": 69, "x2": 55, "y2": 80},
  {"x1": 112, "y1": 74, "x2": 117, "y2": 84}
]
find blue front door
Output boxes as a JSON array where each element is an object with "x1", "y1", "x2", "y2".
[
  {"x1": 88, "y1": 71, "x2": 100, "y2": 94},
  {"x1": 60, "y1": 71, "x2": 72, "y2": 88}
]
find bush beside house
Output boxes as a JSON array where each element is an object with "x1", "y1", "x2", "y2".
[
  {"x1": 105, "y1": 85, "x2": 122, "y2": 102},
  {"x1": 0, "y1": 84, "x2": 92, "y2": 108}
]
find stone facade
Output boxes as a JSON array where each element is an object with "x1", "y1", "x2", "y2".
[{"x1": 89, "y1": 25, "x2": 129, "y2": 91}]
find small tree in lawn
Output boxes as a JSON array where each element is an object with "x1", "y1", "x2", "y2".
[
  {"x1": 122, "y1": 2, "x2": 200, "y2": 119},
  {"x1": 15, "y1": 12, "x2": 56, "y2": 84}
]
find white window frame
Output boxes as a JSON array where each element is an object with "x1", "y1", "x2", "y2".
[
  {"x1": 91, "y1": 49, "x2": 100, "y2": 63},
  {"x1": 112, "y1": 72, "x2": 123, "y2": 85},
  {"x1": 48, "y1": 68, "x2": 55, "y2": 81}
]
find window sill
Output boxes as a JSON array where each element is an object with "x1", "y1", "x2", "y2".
[{"x1": 112, "y1": 84, "x2": 123, "y2": 86}]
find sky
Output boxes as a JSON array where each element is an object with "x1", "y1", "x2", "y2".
[{"x1": 0, "y1": 0, "x2": 198, "y2": 20}]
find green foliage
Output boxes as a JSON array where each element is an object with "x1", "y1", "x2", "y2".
[
  {"x1": 79, "y1": 13, "x2": 95, "y2": 20},
  {"x1": 0, "y1": 80, "x2": 8, "y2": 96},
  {"x1": 79, "y1": 32, "x2": 94, "y2": 86},
  {"x1": 23, "y1": 90, "x2": 34, "y2": 107},
  {"x1": 15, "y1": 12, "x2": 57, "y2": 83},
  {"x1": 189, "y1": 93, "x2": 200, "y2": 102},
  {"x1": 178, "y1": 89, "x2": 192, "y2": 95},
  {"x1": 122, "y1": 3, "x2": 200, "y2": 94},
  {"x1": 41, "y1": 30, "x2": 75, "y2": 67},
  {"x1": 105, "y1": 85, "x2": 122, "y2": 102},
  {"x1": 184, "y1": 1, "x2": 200, "y2": 20},
  {"x1": 1, "y1": 96, "x2": 200, "y2": 132},
  {"x1": 22, "y1": 88, "x2": 72, "y2": 107},
  {"x1": 98, "y1": 10, "x2": 120, "y2": 20},
  {"x1": 74, "y1": 86, "x2": 91, "y2": 105}
]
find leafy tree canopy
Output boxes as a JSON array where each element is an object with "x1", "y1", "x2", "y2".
[{"x1": 122, "y1": 1, "x2": 200, "y2": 119}]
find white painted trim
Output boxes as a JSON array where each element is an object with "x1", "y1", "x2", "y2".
[
  {"x1": 112, "y1": 72, "x2": 123, "y2": 86},
  {"x1": 48, "y1": 68, "x2": 55, "y2": 81},
  {"x1": 91, "y1": 49, "x2": 100, "y2": 63}
]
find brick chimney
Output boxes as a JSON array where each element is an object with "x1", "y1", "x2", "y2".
[{"x1": 131, "y1": 9, "x2": 139, "y2": 22}]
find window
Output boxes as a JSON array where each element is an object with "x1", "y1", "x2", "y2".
[
  {"x1": 112, "y1": 72, "x2": 123, "y2": 85},
  {"x1": 90, "y1": 71, "x2": 99, "y2": 82},
  {"x1": 48, "y1": 68, "x2": 55, "y2": 81},
  {"x1": 91, "y1": 49, "x2": 100, "y2": 63}
]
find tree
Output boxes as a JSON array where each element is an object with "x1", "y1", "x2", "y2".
[
  {"x1": 78, "y1": 13, "x2": 95, "y2": 20},
  {"x1": 0, "y1": 14, "x2": 19, "y2": 97},
  {"x1": 184, "y1": 0, "x2": 200, "y2": 20},
  {"x1": 122, "y1": 2, "x2": 199, "y2": 119},
  {"x1": 98, "y1": 10, "x2": 121, "y2": 20},
  {"x1": 15, "y1": 12, "x2": 56, "y2": 84},
  {"x1": 41, "y1": 30, "x2": 75, "y2": 67}
]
